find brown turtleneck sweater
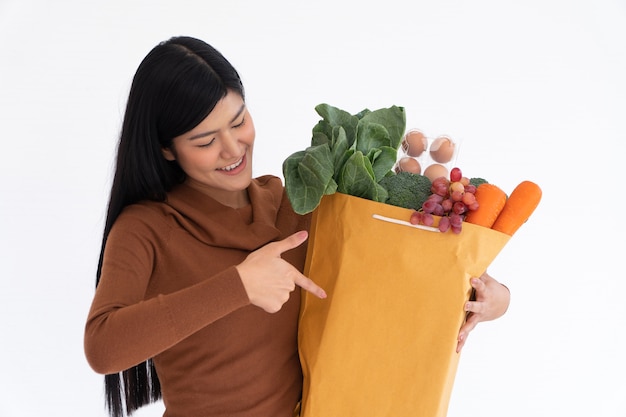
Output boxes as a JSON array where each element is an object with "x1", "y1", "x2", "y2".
[{"x1": 84, "y1": 176, "x2": 310, "y2": 417}]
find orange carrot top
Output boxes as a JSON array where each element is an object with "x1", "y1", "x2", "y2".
[
  {"x1": 491, "y1": 180, "x2": 542, "y2": 236},
  {"x1": 464, "y1": 183, "x2": 508, "y2": 228}
]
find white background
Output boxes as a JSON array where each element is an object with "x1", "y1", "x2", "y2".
[{"x1": 1, "y1": 1, "x2": 625, "y2": 416}]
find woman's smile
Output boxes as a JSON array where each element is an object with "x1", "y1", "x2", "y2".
[{"x1": 218, "y1": 155, "x2": 245, "y2": 173}]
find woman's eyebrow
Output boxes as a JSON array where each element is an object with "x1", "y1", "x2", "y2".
[{"x1": 188, "y1": 104, "x2": 246, "y2": 141}]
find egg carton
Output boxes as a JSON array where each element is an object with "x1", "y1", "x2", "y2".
[{"x1": 395, "y1": 128, "x2": 462, "y2": 181}]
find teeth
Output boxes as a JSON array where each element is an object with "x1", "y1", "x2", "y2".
[{"x1": 220, "y1": 158, "x2": 243, "y2": 171}]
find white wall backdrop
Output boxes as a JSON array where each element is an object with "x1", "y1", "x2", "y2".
[{"x1": 1, "y1": 0, "x2": 624, "y2": 416}]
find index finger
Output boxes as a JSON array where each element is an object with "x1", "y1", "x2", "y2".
[
  {"x1": 294, "y1": 274, "x2": 327, "y2": 299},
  {"x1": 265, "y1": 231, "x2": 309, "y2": 258}
]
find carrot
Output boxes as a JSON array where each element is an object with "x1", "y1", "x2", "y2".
[
  {"x1": 464, "y1": 183, "x2": 508, "y2": 228},
  {"x1": 491, "y1": 180, "x2": 542, "y2": 236}
]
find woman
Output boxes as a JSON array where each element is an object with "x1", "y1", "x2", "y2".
[{"x1": 84, "y1": 36, "x2": 510, "y2": 417}]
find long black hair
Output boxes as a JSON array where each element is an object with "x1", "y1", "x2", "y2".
[{"x1": 96, "y1": 36, "x2": 245, "y2": 417}]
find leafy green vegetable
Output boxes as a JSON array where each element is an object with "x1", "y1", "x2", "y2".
[
  {"x1": 378, "y1": 171, "x2": 432, "y2": 210},
  {"x1": 283, "y1": 103, "x2": 406, "y2": 214}
]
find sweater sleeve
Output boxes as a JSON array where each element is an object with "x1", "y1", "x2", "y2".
[{"x1": 84, "y1": 209, "x2": 251, "y2": 374}]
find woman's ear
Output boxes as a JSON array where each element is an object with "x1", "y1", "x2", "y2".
[{"x1": 161, "y1": 147, "x2": 176, "y2": 161}]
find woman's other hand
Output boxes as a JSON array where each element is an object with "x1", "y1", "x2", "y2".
[{"x1": 456, "y1": 271, "x2": 510, "y2": 352}]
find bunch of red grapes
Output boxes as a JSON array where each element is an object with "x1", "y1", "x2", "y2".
[{"x1": 409, "y1": 167, "x2": 479, "y2": 233}]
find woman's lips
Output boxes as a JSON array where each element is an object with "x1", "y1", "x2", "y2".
[{"x1": 217, "y1": 154, "x2": 246, "y2": 174}]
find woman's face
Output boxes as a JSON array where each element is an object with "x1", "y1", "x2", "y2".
[{"x1": 162, "y1": 91, "x2": 255, "y2": 207}]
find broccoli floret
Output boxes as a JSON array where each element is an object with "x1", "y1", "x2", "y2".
[
  {"x1": 378, "y1": 171, "x2": 432, "y2": 210},
  {"x1": 469, "y1": 177, "x2": 489, "y2": 187}
]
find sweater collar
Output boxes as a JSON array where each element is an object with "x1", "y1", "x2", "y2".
[{"x1": 165, "y1": 176, "x2": 283, "y2": 250}]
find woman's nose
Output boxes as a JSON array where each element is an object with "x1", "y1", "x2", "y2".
[{"x1": 220, "y1": 132, "x2": 240, "y2": 157}]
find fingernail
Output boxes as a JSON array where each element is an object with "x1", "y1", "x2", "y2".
[{"x1": 465, "y1": 302, "x2": 471, "y2": 311}]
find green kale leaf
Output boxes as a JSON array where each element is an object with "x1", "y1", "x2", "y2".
[{"x1": 283, "y1": 103, "x2": 406, "y2": 214}]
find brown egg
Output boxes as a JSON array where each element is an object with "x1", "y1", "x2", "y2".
[
  {"x1": 423, "y1": 163, "x2": 449, "y2": 181},
  {"x1": 429, "y1": 136, "x2": 455, "y2": 163},
  {"x1": 396, "y1": 156, "x2": 422, "y2": 174},
  {"x1": 401, "y1": 129, "x2": 427, "y2": 157}
]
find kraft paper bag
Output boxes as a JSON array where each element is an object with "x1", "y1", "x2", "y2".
[{"x1": 298, "y1": 192, "x2": 511, "y2": 417}]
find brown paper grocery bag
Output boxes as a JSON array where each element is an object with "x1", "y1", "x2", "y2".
[{"x1": 298, "y1": 192, "x2": 511, "y2": 417}]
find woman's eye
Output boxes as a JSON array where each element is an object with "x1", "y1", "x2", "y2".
[
  {"x1": 234, "y1": 116, "x2": 246, "y2": 128},
  {"x1": 198, "y1": 139, "x2": 215, "y2": 148}
]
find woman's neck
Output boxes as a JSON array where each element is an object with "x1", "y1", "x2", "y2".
[{"x1": 184, "y1": 179, "x2": 251, "y2": 208}]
